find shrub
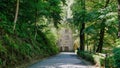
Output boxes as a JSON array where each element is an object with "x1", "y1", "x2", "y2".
[
  {"x1": 107, "y1": 56, "x2": 115, "y2": 68},
  {"x1": 99, "y1": 56, "x2": 114, "y2": 67},
  {"x1": 0, "y1": 29, "x2": 59, "y2": 68},
  {"x1": 77, "y1": 51, "x2": 95, "y2": 64},
  {"x1": 100, "y1": 58, "x2": 105, "y2": 66},
  {"x1": 113, "y1": 47, "x2": 120, "y2": 68},
  {"x1": 112, "y1": 39, "x2": 120, "y2": 68}
]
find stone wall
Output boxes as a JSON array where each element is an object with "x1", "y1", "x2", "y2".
[{"x1": 58, "y1": 28, "x2": 73, "y2": 52}]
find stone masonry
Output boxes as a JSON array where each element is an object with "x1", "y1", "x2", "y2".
[{"x1": 58, "y1": 28, "x2": 73, "y2": 52}]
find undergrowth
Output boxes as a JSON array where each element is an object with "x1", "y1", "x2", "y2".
[{"x1": 0, "y1": 28, "x2": 59, "y2": 68}]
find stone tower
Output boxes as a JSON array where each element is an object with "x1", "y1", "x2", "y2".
[{"x1": 58, "y1": 28, "x2": 73, "y2": 52}]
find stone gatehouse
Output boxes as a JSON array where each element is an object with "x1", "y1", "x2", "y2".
[{"x1": 57, "y1": 28, "x2": 73, "y2": 52}]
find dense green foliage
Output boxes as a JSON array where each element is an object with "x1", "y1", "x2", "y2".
[
  {"x1": 77, "y1": 51, "x2": 95, "y2": 64},
  {"x1": 0, "y1": 0, "x2": 65, "y2": 67},
  {"x1": 113, "y1": 47, "x2": 120, "y2": 68},
  {"x1": 0, "y1": 30, "x2": 59, "y2": 68},
  {"x1": 72, "y1": 0, "x2": 117, "y2": 53},
  {"x1": 1, "y1": 0, "x2": 120, "y2": 67},
  {"x1": 112, "y1": 39, "x2": 120, "y2": 68},
  {"x1": 93, "y1": 53, "x2": 115, "y2": 67},
  {"x1": 72, "y1": 0, "x2": 119, "y2": 67}
]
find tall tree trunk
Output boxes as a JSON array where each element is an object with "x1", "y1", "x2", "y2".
[
  {"x1": 96, "y1": 20, "x2": 105, "y2": 53},
  {"x1": 13, "y1": 0, "x2": 19, "y2": 32},
  {"x1": 80, "y1": 0, "x2": 85, "y2": 51},
  {"x1": 34, "y1": 0, "x2": 38, "y2": 40},
  {"x1": 96, "y1": 0, "x2": 110, "y2": 53},
  {"x1": 93, "y1": 40, "x2": 96, "y2": 53},
  {"x1": 118, "y1": 0, "x2": 120, "y2": 38},
  {"x1": 86, "y1": 34, "x2": 89, "y2": 51}
]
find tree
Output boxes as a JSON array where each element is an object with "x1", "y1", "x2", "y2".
[
  {"x1": 0, "y1": 0, "x2": 66, "y2": 67},
  {"x1": 72, "y1": 0, "x2": 117, "y2": 53},
  {"x1": 34, "y1": 0, "x2": 38, "y2": 40},
  {"x1": 13, "y1": 0, "x2": 19, "y2": 32},
  {"x1": 80, "y1": 0, "x2": 86, "y2": 51},
  {"x1": 118, "y1": 0, "x2": 120, "y2": 38},
  {"x1": 96, "y1": 0, "x2": 110, "y2": 53},
  {"x1": 72, "y1": 0, "x2": 86, "y2": 51}
]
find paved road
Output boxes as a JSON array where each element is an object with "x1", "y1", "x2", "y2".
[{"x1": 28, "y1": 52, "x2": 95, "y2": 68}]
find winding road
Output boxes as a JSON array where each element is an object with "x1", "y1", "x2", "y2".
[{"x1": 28, "y1": 52, "x2": 95, "y2": 68}]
